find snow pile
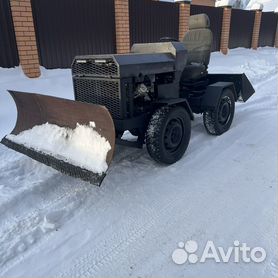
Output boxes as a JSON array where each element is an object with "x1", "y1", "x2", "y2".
[
  {"x1": 246, "y1": 0, "x2": 277, "y2": 11},
  {"x1": 249, "y1": 2, "x2": 264, "y2": 10},
  {"x1": 215, "y1": 0, "x2": 277, "y2": 10},
  {"x1": 166, "y1": 0, "x2": 277, "y2": 10},
  {"x1": 6, "y1": 122, "x2": 111, "y2": 174},
  {"x1": 215, "y1": 0, "x2": 237, "y2": 7}
]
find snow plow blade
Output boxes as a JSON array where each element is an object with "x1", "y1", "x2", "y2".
[{"x1": 1, "y1": 91, "x2": 115, "y2": 186}]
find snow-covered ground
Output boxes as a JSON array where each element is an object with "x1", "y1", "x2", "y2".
[{"x1": 0, "y1": 47, "x2": 277, "y2": 277}]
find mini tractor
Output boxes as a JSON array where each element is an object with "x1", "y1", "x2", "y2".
[{"x1": 1, "y1": 14, "x2": 255, "y2": 185}]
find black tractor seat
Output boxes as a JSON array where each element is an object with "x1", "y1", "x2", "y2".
[{"x1": 181, "y1": 63, "x2": 207, "y2": 81}]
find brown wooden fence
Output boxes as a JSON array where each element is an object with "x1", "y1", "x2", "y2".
[
  {"x1": 129, "y1": 0, "x2": 179, "y2": 45},
  {"x1": 0, "y1": 0, "x2": 277, "y2": 71},
  {"x1": 229, "y1": 9, "x2": 255, "y2": 49},
  {"x1": 258, "y1": 12, "x2": 278, "y2": 47},
  {"x1": 31, "y1": 0, "x2": 116, "y2": 68},
  {"x1": 0, "y1": 0, "x2": 19, "y2": 68}
]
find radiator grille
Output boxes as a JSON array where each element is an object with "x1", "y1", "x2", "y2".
[
  {"x1": 72, "y1": 58, "x2": 119, "y2": 77},
  {"x1": 74, "y1": 78, "x2": 121, "y2": 119}
]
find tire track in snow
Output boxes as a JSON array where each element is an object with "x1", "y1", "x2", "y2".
[
  {"x1": 58, "y1": 127, "x2": 274, "y2": 277},
  {"x1": 0, "y1": 49, "x2": 277, "y2": 276},
  {"x1": 0, "y1": 161, "x2": 99, "y2": 273},
  {"x1": 269, "y1": 259, "x2": 278, "y2": 277},
  {"x1": 58, "y1": 182, "x2": 196, "y2": 277},
  {"x1": 0, "y1": 147, "x2": 130, "y2": 275},
  {"x1": 59, "y1": 70, "x2": 277, "y2": 277}
]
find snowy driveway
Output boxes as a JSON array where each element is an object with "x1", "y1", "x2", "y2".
[{"x1": 0, "y1": 47, "x2": 277, "y2": 277}]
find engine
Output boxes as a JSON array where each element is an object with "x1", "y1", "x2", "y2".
[{"x1": 72, "y1": 42, "x2": 187, "y2": 120}]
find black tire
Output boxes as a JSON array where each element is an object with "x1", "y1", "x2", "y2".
[
  {"x1": 203, "y1": 88, "x2": 235, "y2": 135},
  {"x1": 146, "y1": 106, "x2": 191, "y2": 164}
]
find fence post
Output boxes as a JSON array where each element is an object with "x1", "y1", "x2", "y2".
[
  {"x1": 251, "y1": 9, "x2": 262, "y2": 49},
  {"x1": 275, "y1": 12, "x2": 278, "y2": 48},
  {"x1": 10, "y1": 0, "x2": 40, "y2": 78},
  {"x1": 220, "y1": 7, "x2": 232, "y2": 55},
  {"x1": 115, "y1": 0, "x2": 130, "y2": 54},
  {"x1": 178, "y1": 1, "x2": 191, "y2": 41}
]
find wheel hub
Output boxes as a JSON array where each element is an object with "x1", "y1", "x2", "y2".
[
  {"x1": 218, "y1": 97, "x2": 231, "y2": 124},
  {"x1": 164, "y1": 119, "x2": 183, "y2": 151}
]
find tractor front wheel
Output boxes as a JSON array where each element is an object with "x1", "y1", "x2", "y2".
[{"x1": 146, "y1": 106, "x2": 191, "y2": 164}]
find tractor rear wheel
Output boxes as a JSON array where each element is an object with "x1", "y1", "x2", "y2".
[
  {"x1": 203, "y1": 88, "x2": 235, "y2": 135},
  {"x1": 146, "y1": 106, "x2": 191, "y2": 164}
]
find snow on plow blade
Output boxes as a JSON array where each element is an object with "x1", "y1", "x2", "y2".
[{"x1": 1, "y1": 91, "x2": 115, "y2": 186}]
